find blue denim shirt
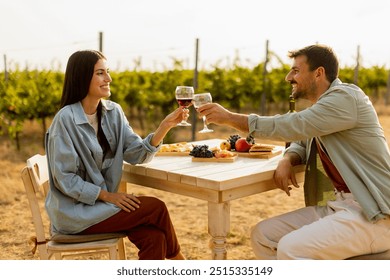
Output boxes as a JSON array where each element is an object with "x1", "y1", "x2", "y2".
[{"x1": 45, "y1": 100, "x2": 159, "y2": 234}]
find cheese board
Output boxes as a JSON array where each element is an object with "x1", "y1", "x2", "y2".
[
  {"x1": 156, "y1": 142, "x2": 192, "y2": 156},
  {"x1": 191, "y1": 155, "x2": 237, "y2": 163},
  {"x1": 156, "y1": 151, "x2": 190, "y2": 156},
  {"x1": 234, "y1": 149, "x2": 282, "y2": 159}
]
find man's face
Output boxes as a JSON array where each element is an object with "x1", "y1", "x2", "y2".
[{"x1": 285, "y1": 55, "x2": 317, "y2": 100}]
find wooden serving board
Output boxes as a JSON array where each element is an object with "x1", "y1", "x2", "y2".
[
  {"x1": 156, "y1": 151, "x2": 190, "y2": 156},
  {"x1": 192, "y1": 155, "x2": 237, "y2": 163},
  {"x1": 234, "y1": 149, "x2": 282, "y2": 159}
]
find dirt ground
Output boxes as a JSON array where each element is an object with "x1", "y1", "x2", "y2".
[{"x1": 1, "y1": 106, "x2": 389, "y2": 260}]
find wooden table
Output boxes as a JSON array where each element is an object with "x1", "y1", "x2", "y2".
[{"x1": 120, "y1": 139, "x2": 305, "y2": 259}]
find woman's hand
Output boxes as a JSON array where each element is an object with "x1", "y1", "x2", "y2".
[
  {"x1": 150, "y1": 107, "x2": 189, "y2": 147},
  {"x1": 162, "y1": 107, "x2": 190, "y2": 129},
  {"x1": 273, "y1": 157, "x2": 300, "y2": 196},
  {"x1": 99, "y1": 190, "x2": 141, "y2": 212}
]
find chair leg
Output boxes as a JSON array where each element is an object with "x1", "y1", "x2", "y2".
[
  {"x1": 117, "y1": 238, "x2": 126, "y2": 260},
  {"x1": 37, "y1": 244, "x2": 51, "y2": 260}
]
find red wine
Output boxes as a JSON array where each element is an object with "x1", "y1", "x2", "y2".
[{"x1": 177, "y1": 98, "x2": 192, "y2": 107}]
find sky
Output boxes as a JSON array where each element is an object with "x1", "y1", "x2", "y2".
[{"x1": 1, "y1": 0, "x2": 390, "y2": 71}]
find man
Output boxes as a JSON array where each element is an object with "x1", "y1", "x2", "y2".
[{"x1": 197, "y1": 44, "x2": 390, "y2": 259}]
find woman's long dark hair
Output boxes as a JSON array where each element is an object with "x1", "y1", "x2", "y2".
[
  {"x1": 61, "y1": 50, "x2": 111, "y2": 155},
  {"x1": 60, "y1": 50, "x2": 106, "y2": 108}
]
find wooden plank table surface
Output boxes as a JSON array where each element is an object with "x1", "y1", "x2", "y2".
[{"x1": 121, "y1": 139, "x2": 305, "y2": 259}]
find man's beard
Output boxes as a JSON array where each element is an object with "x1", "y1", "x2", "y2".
[
  {"x1": 292, "y1": 91, "x2": 304, "y2": 100},
  {"x1": 291, "y1": 82, "x2": 316, "y2": 101}
]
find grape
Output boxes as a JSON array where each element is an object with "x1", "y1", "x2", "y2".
[
  {"x1": 189, "y1": 145, "x2": 214, "y2": 158},
  {"x1": 228, "y1": 134, "x2": 241, "y2": 150}
]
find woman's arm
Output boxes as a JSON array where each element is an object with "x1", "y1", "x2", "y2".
[{"x1": 150, "y1": 107, "x2": 189, "y2": 147}]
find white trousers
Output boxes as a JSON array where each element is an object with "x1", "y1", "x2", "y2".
[{"x1": 250, "y1": 192, "x2": 390, "y2": 259}]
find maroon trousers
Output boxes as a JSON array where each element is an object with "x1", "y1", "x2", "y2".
[{"x1": 80, "y1": 196, "x2": 180, "y2": 260}]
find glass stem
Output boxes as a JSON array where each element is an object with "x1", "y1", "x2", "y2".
[{"x1": 202, "y1": 116, "x2": 208, "y2": 129}]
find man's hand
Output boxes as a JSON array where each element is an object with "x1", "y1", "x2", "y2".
[
  {"x1": 273, "y1": 156, "x2": 300, "y2": 196},
  {"x1": 197, "y1": 103, "x2": 249, "y2": 132}
]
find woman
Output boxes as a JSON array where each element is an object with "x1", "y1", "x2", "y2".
[{"x1": 45, "y1": 50, "x2": 186, "y2": 260}]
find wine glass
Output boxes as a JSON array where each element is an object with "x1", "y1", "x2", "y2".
[
  {"x1": 192, "y1": 92, "x2": 214, "y2": 133},
  {"x1": 175, "y1": 86, "x2": 194, "y2": 126}
]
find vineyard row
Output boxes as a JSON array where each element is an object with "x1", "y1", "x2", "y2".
[{"x1": 1, "y1": 63, "x2": 389, "y2": 149}]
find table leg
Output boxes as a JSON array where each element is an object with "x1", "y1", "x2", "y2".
[
  {"x1": 118, "y1": 180, "x2": 127, "y2": 193},
  {"x1": 208, "y1": 201, "x2": 230, "y2": 260}
]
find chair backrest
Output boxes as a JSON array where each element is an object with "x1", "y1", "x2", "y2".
[
  {"x1": 21, "y1": 154, "x2": 51, "y2": 256},
  {"x1": 27, "y1": 154, "x2": 50, "y2": 196}
]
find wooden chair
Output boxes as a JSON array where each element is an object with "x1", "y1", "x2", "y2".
[{"x1": 21, "y1": 154, "x2": 127, "y2": 260}]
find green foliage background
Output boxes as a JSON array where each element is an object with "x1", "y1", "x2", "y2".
[{"x1": 1, "y1": 62, "x2": 389, "y2": 149}]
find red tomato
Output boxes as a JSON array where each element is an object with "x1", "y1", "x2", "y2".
[{"x1": 235, "y1": 138, "x2": 253, "y2": 152}]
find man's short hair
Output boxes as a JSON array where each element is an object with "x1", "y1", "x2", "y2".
[{"x1": 288, "y1": 44, "x2": 339, "y2": 83}]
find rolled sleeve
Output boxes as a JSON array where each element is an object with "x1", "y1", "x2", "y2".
[
  {"x1": 284, "y1": 141, "x2": 307, "y2": 163},
  {"x1": 248, "y1": 113, "x2": 279, "y2": 138},
  {"x1": 143, "y1": 133, "x2": 160, "y2": 152},
  {"x1": 78, "y1": 181, "x2": 101, "y2": 205},
  {"x1": 141, "y1": 133, "x2": 160, "y2": 163}
]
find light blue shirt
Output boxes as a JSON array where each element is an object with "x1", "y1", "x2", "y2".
[
  {"x1": 248, "y1": 79, "x2": 390, "y2": 222},
  {"x1": 45, "y1": 100, "x2": 159, "y2": 234}
]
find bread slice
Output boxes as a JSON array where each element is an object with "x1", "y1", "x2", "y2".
[{"x1": 249, "y1": 143, "x2": 275, "y2": 154}]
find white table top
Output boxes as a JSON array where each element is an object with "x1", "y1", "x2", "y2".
[{"x1": 122, "y1": 139, "x2": 305, "y2": 203}]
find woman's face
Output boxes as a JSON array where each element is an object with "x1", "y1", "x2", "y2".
[{"x1": 87, "y1": 59, "x2": 112, "y2": 100}]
